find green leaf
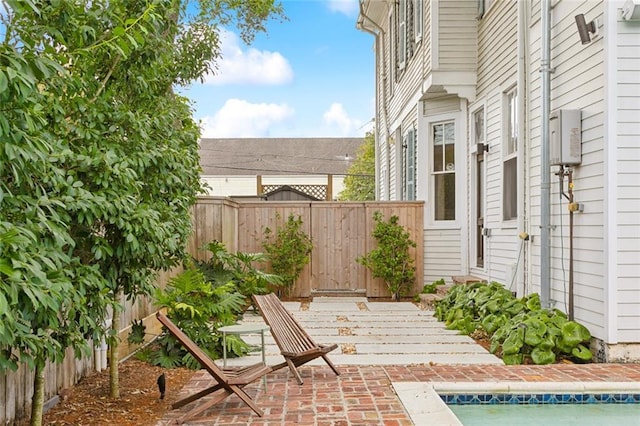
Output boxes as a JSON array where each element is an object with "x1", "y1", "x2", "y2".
[
  {"x1": 502, "y1": 353, "x2": 524, "y2": 365},
  {"x1": 531, "y1": 346, "x2": 556, "y2": 365},
  {"x1": 561, "y1": 321, "x2": 591, "y2": 346},
  {"x1": 502, "y1": 327, "x2": 524, "y2": 355},
  {"x1": 0, "y1": 71, "x2": 8, "y2": 93},
  {"x1": 0, "y1": 293, "x2": 8, "y2": 314},
  {"x1": 112, "y1": 26, "x2": 126, "y2": 37},
  {"x1": 571, "y1": 344, "x2": 593, "y2": 361}
]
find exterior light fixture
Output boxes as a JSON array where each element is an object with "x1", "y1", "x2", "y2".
[{"x1": 575, "y1": 14, "x2": 597, "y2": 44}]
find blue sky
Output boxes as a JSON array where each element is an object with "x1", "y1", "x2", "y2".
[{"x1": 180, "y1": 0, "x2": 375, "y2": 138}]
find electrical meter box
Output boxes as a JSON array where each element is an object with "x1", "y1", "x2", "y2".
[{"x1": 550, "y1": 109, "x2": 582, "y2": 166}]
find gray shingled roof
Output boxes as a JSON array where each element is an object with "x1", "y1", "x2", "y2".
[{"x1": 199, "y1": 138, "x2": 364, "y2": 176}]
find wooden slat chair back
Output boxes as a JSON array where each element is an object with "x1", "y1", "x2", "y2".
[
  {"x1": 252, "y1": 293, "x2": 340, "y2": 384},
  {"x1": 155, "y1": 312, "x2": 271, "y2": 423}
]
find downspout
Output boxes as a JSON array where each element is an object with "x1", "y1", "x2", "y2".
[
  {"x1": 540, "y1": 0, "x2": 552, "y2": 308},
  {"x1": 358, "y1": 2, "x2": 388, "y2": 200},
  {"x1": 517, "y1": 0, "x2": 529, "y2": 296}
]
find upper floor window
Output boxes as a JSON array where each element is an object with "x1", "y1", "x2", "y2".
[
  {"x1": 403, "y1": 128, "x2": 416, "y2": 200},
  {"x1": 433, "y1": 121, "x2": 456, "y2": 220},
  {"x1": 503, "y1": 88, "x2": 518, "y2": 221},
  {"x1": 397, "y1": 0, "x2": 407, "y2": 70},
  {"x1": 413, "y1": 0, "x2": 423, "y2": 42},
  {"x1": 395, "y1": 0, "x2": 417, "y2": 75}
]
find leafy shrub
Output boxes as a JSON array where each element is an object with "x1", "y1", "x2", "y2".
[
  {"x1": 194, "y1": 240, "x2": 283, "y2": 306},
  {"x1": 148, "y1": 241, "x2": 283, "y2": 369},
  {"x1": 262, "y1": 213, "x2": 313, "y2": 295},
  {"x1": 152, "y1": 268, "x2": 248, "y2": 369},
  {"x1": 435, "y1": 282, "x2": 593, "y2": 365},
  {"x1": 357, "y1": 211, "x2": 417, "y2": 300}
]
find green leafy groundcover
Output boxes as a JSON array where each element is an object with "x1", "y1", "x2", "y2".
[{"x1": 434, "y1": 282, "x2": 593, "y2": 365}]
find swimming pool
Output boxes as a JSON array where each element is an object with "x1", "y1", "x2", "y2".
[
  {"x1": 393, "y1": 381, "x2": 640, "y2": 425},
  {"x1": 449, "y1": 403, "x2": 640, "y2": 425}
]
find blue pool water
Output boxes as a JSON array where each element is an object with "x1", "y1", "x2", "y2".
[
  {"x1": 443, "y1": 393, "x2": 640, "y2": 426},
  {"x1": 449, "y1": 404, "x2": 640, "y2": 425}
]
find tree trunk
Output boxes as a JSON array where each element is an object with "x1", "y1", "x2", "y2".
[
  {"x1": 109, "y1": 313, "x2": 120, "y2": 398},
  {"x1": 30, "y1": 361, "x2": 45, "y2": 426}
]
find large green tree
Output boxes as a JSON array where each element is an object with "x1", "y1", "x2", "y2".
[
  {"x1": 338, "y1": 131, "x2": 375, "y2": 201},
  {"x1": 1, "y1": 0, "x2": 283, "y2": 423}
]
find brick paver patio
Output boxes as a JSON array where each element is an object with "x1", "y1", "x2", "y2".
[{"x1": 157, "y1": 363, "x2": 640, "y2": 425}]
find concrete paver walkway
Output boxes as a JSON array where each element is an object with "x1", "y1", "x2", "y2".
[
  {"x1": 157, "y1": 298, "x2": 640, "y2": 425},
  {"x1": 227, "y1": 298, "x2": 502, "y2": 368}
]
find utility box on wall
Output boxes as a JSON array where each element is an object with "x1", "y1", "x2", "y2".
[{"x1": 550, "y1": 109, "x2": 582, "y2": 166}]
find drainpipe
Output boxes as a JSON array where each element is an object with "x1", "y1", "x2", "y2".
[
  {"x1": 540, "y1": 0, "x2": 552, "y2": 308},
  {"x1": 517, "y1": 0, "x2": 529, "y2": 297},
  {"x1": 357, "y1": 2, "x2": 388, "y2": 200}
]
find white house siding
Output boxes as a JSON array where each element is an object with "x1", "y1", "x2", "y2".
[
  {"x1": 424, "y1": 228, "x2": 463, "y2": 283},
  {"x1": 614, "y1": 8, "x2": 640, "y2": 342},
  {"x1": 476, "y1": 1, "x2": 519, "y2": 97},
  {"x1": 474, "y1": 0, "x2": 520, "y2": 288},
  {"x1": 422, "y1": 93, "x2": 460, "y2": 116},
  {"x1": 527, "y1": 0, "x2": 607, "y2": 338},
  {"x1": 438, "y1": 0, "x2": 478, "y2": 71}
]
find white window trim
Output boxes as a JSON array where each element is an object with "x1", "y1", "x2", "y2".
[
  {"x1": 398, "y1": 0, "x2": 407, "y2": 70},
  {"x1": 502, "y1": 86, "x2": 518, "y2": 223},
  {"x1": 430, "y1": 119, "x2": 457, "y2": 223},
  {"x1": 470, "y1": 102, "x2": 487, "y2": 270}
]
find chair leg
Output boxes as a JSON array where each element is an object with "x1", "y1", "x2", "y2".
[
  {"x1": 286, "y1": 359, "x2": 304, "y2": 385},
  {"x1": 322, "y1": 354, "x2": 341, "y2": 376},
  {"x1": 228, "y1": 384, "x2": 264, "y2": 417},
  {"x1": 172, "y1": 383, "x2": 224, "y2": 409},
  {"x1": 176, "y1": 389, "x2": 232, "y2": 424}
]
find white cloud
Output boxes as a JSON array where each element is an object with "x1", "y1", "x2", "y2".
[
  {"x1": 322, "y1": 103, "x2": 363, "y2": 136},
  {"x1": 326, "y1": 0, "x2": 359, "y2": 17},
  {"x1": 204, "y1": 30, "x2": 293, "y2": 85},
  {"x1": 199, "y1": 99, "x2": 294, "y2": 137}
]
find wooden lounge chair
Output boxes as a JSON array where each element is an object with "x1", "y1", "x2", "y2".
[
  {"x1": 155, "y1": 312, "x2": 271, "y2": 423},
  {"x1": 252, "y1": 293, "x2": 340, "y2": 385}
]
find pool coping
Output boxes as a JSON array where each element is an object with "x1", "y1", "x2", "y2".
[{"x1": 392, "y1": 381, "x2": 640, "y2": 425}]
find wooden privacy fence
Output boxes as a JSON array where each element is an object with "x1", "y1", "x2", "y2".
[
  {"x1": 189, "y1": 197, "x2": 425, "y2": 298},
  {"x1": 1, "y1": 196, "x2": 424, "y2": 424}
]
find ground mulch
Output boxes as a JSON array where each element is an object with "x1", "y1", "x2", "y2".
[{"x1": 19, "y1": 359, "x2": 194, "y2": 426}]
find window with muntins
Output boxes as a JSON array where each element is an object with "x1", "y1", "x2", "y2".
[
  {"x1": 503, "y1": 88, "x2": 518, "y2": 221},
  {"x1": 433, "y1": 121, "x2": 455, "y2": 220}
]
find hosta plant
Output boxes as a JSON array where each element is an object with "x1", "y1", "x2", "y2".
[{"x1": 435, "y1": 282, "x2": 593, "y2": 365}]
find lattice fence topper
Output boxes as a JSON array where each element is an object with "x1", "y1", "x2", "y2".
[{"x1": 262, "y1": 184, "x2": 327, "y2": 200}]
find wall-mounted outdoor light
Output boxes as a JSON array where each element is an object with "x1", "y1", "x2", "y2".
[{"x1": 575, "y1": 14, "x2": 597, "y2": 44}]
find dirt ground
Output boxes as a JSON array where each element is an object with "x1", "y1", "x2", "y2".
[{"x1": 21, "y1": 359, "x2": 194, "y2": 426}]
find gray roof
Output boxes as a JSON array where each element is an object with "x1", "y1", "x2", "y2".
[{"x1": 199, "y1": 138, "x2": 364, "y2": 176}]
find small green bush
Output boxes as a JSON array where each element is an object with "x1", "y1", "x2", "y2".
[
  {"x1": 357, "y1": 211, "x2": 416, "y2": 300},
  {"x1": 262, "y1": 213, "x2": 313, "y2": 295},
  {"x1": 421, "y1": 278, "x2": 445, "y2": 294}
]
